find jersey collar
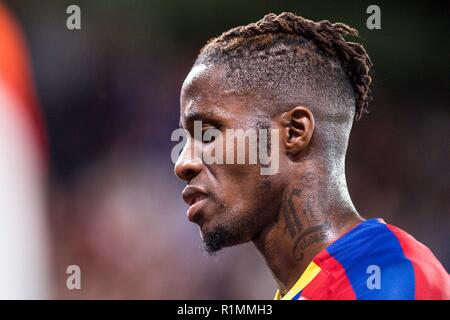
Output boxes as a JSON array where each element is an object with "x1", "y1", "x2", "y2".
[{"x1": 273, "y1": 261, "x2": 321, "y2": 300}]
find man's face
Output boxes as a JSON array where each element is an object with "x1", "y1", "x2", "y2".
[{"x1": 175, "y1": 64, "x2": 285, "y2": 253}]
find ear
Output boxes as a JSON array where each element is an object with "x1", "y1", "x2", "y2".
[{"x1": 280, "y1": 106, "x2": 315, "y2": 156}]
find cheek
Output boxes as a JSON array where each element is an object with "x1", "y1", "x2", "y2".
[
  {"x1": 211, "y1": 163, "x2": 261, "y2": 190},
  {"x1": 213, "y1": 166, "x2": 277, "y2": 208},
  {"x1": 205, "y1": 128, "x2": 267, "y2": 167}
]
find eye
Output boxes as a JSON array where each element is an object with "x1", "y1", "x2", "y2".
[{"x1": 202, "y1": 126, "x2": 217, "y2": 143}]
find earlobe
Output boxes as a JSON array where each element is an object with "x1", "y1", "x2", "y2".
[{"x1": 281, "y1": 106, "x2": 315, "y2": 156}]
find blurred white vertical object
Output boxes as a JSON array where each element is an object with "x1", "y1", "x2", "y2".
[
  {"x1": 0, "y1": 3, "x2": 50, "y2": 299},
  {"x1": 0, "y1": 78, "x2": 50, "y2": 299}
]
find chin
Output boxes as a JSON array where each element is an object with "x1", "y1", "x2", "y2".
[{"x1": 200, "y1": 219, "x2": 253, "y2": 255}]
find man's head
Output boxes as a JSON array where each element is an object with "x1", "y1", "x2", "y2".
[{"x1": 175, "y1": 12, "x2": 372, "y2": 254}]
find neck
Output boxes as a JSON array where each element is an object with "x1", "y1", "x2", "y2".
[{"x1": 252, "y1": 166, "x2": 363, "y2": 296}]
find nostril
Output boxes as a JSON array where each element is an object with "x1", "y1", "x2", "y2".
[
  {"x1": 184, "y1": 169, "x2": 196, "y2": 181},
  {"x1": 175, "y1": 160, "x2": 202, "y2": 181}
]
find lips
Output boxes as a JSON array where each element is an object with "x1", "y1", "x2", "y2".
[{"x1": 182, "y1": 185, "x2": 209, "y2": 222}]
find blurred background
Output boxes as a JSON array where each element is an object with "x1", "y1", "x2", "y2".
[{"x1": 0, "y1": 0, "x2": 448, "y2": 299}]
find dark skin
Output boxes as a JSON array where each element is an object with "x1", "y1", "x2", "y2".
[{"x1": 175, "y1": 63, "x2": 364, "y2": 296}]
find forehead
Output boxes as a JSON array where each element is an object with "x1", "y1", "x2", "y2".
[{"x1": 180, "y1": 63, "x2": 259, "y2": 124}]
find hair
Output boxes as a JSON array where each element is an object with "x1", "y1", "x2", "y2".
[{"x1": 195, "y1": 12, "x2": 373, "y2": 121}]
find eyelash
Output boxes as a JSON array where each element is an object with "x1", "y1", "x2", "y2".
[{"x1": 202, "y1": 126, "x2": 216, "y2": 143}]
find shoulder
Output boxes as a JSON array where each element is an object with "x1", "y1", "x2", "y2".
[
  {"x1": 384, "y1": 223, "x2": 450, "y2": 299},
  {"x1": 315, "y1": 218, "x2": 450, "y2": 299}
]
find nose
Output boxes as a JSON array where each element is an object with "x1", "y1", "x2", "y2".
[{"x1": 174, "y1": 144, "x2": 202, "y2": 181}]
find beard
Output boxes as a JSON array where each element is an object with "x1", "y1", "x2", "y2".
[
  {"x1": 200, "y1": 212, "x2": 263, "y2": 255},
  {"x1": 201, "y1": 223, "x2": 234, "y2": 255},
  {"x1": 199, "y1": 177, "x2": 278, "y2": 255}
]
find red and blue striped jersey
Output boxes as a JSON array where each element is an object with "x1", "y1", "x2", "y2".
[{"x1": 274, "y1": 218, "x2": 450, "y2": 300}]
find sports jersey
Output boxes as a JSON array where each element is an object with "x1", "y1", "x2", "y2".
[{"x1": 274, "y1": 218, "x2": 450, "y2": 300}]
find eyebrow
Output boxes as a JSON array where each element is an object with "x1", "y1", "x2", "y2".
[{"x1": 180, "y1": 109, "x2": 222, "y2": 128}]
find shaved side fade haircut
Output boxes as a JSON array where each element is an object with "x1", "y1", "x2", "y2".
[{"x1": 194, "y1": 12, "x2": 373, "y2": 166}]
